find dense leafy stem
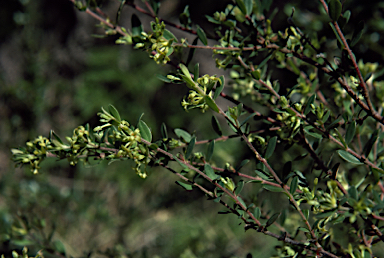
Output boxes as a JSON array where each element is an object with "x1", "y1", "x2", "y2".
[{"x1": 10, "y1": 0, "x2": 384, "y2": 257}]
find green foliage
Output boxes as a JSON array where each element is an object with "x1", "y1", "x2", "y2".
[{"x1": 5, "y1": 0, "x2": 384, "y2": 257}]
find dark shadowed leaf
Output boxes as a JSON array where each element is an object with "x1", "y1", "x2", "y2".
[
  {"x1": 345, "y1": 121, "x2": 356, "y2": 145},
  {"x1": 235, "y1": 180, "x2": 245, "y2": 195},
  {"x1": 265, "y1": 213, "x2": 280, "y2": 229},
  {"x1": 211, "y1": 116, "x2": 223, "y2": 136},
  {"x1": 131, "y1": 14, "x2": 143, "y2": 37},
  {"x1": 363, "y1": 129, "x2": 379, "y2": 157},
  {"x1": 161, "y1": 123, "x2": 168, "y2": 139},
  {"x1": 185, "y1": 136, "x2": 196, "y2": 159},
  {"x1": 186, "y1": 37, "x2": 198, "y2": 66},
  {"x1": 290, "y1": 176, "x2": 298, "y2": 195},
  {"x1": 206, "y1": 140, "x2": 215, "y2": 162},
  {"x1": 304, "y1": 94, "x2": 315, "y2": 115},
  {"x1": 351, "y1": 21, "x2": 365, "y2": 47},
  {"x1": 214, "y1": 77, "x2": 225, "y2": 99},
  {"x1": 265, "y1": 136, "x2": 277, "y2": 159}
]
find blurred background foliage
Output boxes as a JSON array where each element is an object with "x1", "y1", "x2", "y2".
[{"x1": 1, "y1": 0, "x2": 384, "y2": 257}]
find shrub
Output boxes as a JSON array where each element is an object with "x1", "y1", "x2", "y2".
[{"x1": 7, "y1": 0, "x2": 384, "y2": 257}]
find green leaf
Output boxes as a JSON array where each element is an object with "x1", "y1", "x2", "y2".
[
  {"x1": 265, "y1": 136, "x2": 277, "y2": 159},
  {"x1": 335, "y1": 128, "x2": 347, "y2": 149},
  {"x1": 176, "y1": 181, "x2": 193, "y2": 191},
  {"x1": 138, "y1": 119, "x2": 152, "y2": 142},
  {"x1": 326, "y1": 116, "x2": 342, "y2": 130},
  {"x1": 193, "y1": 63, "x2": 199, "y2": 82},
  {"x1": 204, "y1": 163, "x2": 219, "y2": 180},
  {"x1": 185, "y1": 136, "x2": 196, "y2": 159},
  {"x1": 116, "y1": 0, "x2": 126, "y2": 24},
  {"x1": 236, "y1": 0, "x2": 247, "y2": 15},
  {"x1": 179, "y1": 63, "x2": 192, "y2": 80},
  {"x1": 251, "y1": 70, "x2": 260, "y2": 80},
  {"x1": 206, "y1": 140, "x2": 215, "y2": 162},
  {"x1": 108, "y1": 104, "x2": 121, "y2": 123},
  {"x1": 290, "y1": 176, "x2": 298, "y2": 195},
  {"x1": 213, "y1": 76, "x2": 225, "y2": 99},
  {"x1": 161, "y1": 123, "x2": 168, "y2": 139},
  {"x1": 244, "y1": 0, "x2": 253, "y2": 15},
  {"x1": 348, "y1": 185, "x2": 358, "y2": 200},
  {"x1": 175, "y1": 128, "x2": 192, "y2": 142},
  {"x1": 204, "y1": 96, "x2": 220, "y2": 113},
  {"x1": 196, "y1": 25, "x2": 208, "y2": 45},
  {"x1": 253, "y1": 207, "x2": 261, "y2": 220},
  {"x1": 328, "y1": 0, "x2": 342, "y2": 22},
  {"x1": 329, "y1": 22, "x2": 345, "y2": 49},
  {"x1": 304, "y1": 94, "x2": 315, "y2": 115},
  {"x1": 163, "y1": 29, "x2": 177, "y2": 41},
  {"x1": 50, "y1": 130, "x2": 63, "y2": 144},
  {"x1": 262, "y1": 184, "x2": 283, "y2": 192},
  {"x1": 345, "y1": 121, "x2": 356, "y2": 145},
  {"x1": 337, "y1": 150, "x2": 363, "y2": 165},
  {"x1": 156, "y1": 74, "x2": 172, "y2": 83},
  {"x1": 236, "y1": 159, "x2": 250, "y2": 171},
  {"x1": 265, "y1": 213, "x2": 280, "y2": 229},
  {"x1": 173, "y1": 155, "x2": 190, "y2": 171},
  {"x1": 258, "y1": 53, "x2": 273, "y2": 69},
  {"x1": 351, "y1": 21, "x2": 365, "y2": 47},
  {"x1": 235, "y1": 180, "x2": 245, "y2": 195},
  {"x1": 237, "y1": 196, "x2": 247, "y2": 209},
  {"x1": 131, "y1": 14, "x2": 143, "y2": 37}
]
